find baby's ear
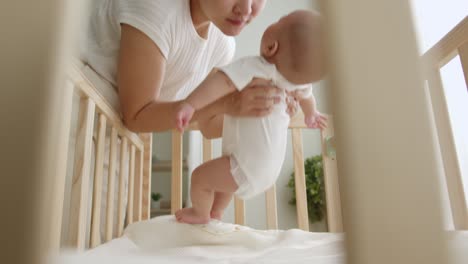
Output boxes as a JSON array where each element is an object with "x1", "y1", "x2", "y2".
[{"x1": 263, "y1": 41, "x2": 279, "y2": 58}]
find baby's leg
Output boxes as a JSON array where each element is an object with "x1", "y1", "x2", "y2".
[
  {"x1": 210, "y1": 192, "x2": 234, "y2": 220},
  {"x1": 175, "y1": 156, "x2": 237, "y2": 224}
]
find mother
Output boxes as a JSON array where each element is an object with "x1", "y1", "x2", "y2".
[{"x1": 81, "y1": 0, "x2": 299, "y2": 138}]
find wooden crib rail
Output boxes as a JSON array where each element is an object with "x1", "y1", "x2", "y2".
[
  {"x1": 421, "y1": 16, "x2": 468, "y2": 230},
  {"x1": 171, "y1": 112, "x2": 342, "y2": 232},
  {"x1": 68, "y1": 63, "x2": 145, "y2": 151},
  {"x1": 50, "y1": 62, "x2": 153, "y2": 250},
  {"x1": 422, "y1": 16, "x2": 468, "y2": 71}
]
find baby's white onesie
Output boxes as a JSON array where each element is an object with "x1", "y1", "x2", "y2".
[{"x1": 219, "y1": 56, "x2": 312, "y2": 199}]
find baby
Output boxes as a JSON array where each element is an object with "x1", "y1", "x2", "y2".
[{"x1": 175, "y1": 10, "x2": 326, "y2": 224}]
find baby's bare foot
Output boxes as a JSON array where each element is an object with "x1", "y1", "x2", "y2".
[
  {"x1": 175, "y1": 208, "x2": 210, "y2": 224},
  {"x1": 210, "y1": 210, "x2": 223, "y2": 220}
]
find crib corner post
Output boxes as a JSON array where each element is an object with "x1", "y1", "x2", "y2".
[{"x1": 320, "y1": 115, "x2": 344, "y2": 233}]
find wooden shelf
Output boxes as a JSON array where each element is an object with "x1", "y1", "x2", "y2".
[{"x1": 152, "y1": 158, "x2": 188, "y2": 172}]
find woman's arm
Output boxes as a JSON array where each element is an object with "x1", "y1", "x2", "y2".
[
  {"x1": 117, "y1": 25, "x2": 292, "y2": 135},
  {"x1": 193, "y1": 93, "x2": 233, "y2": 139},
  {"x1": 118, "y1": 24, "x2": 180, "y2": 132}
]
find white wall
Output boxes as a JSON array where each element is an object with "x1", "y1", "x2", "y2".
[{"x1": 410, "y1": 0, "x2": 468, "y2": 229}]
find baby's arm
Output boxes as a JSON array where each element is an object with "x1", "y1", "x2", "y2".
[
  {"x1": 176, "y1": 70, "x2": 236, "y2": 131},
  {"x1": 298, "y1": 94, "x2": 327, "y2": 130},
  {"x1": 187, "y1": 70, "x2": 236, "y2": 110}
]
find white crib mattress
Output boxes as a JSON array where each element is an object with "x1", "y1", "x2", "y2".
[
  {"x1": 58, "y1": 216, "x2": 345, "y2": 264},
  {"x1": 56, "y1": 216, "x2": 468, "y2": 264}
]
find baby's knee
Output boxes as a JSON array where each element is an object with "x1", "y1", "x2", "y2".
[{"x1": 191, "y1": 167, "x2": 207, "y2": 189}]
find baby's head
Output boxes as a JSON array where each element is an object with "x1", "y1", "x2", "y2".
[{"x1": 260, "y1": 10, "x2": 325, "y2": 84}]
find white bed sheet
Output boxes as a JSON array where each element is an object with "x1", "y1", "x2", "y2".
[
  {"x1": 56, "y1": 216, "x2": 468, "y2": 264},
  {"x1": 58, "y1": 216, "x2": 344, "y2": 264}
]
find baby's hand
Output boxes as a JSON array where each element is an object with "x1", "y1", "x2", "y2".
[
  {"x1": 305, "y1": 111, "x2": 327, "y2": 130},
  {"x1": 176, "y1": 102, "x2": 195, "y2": 132}
]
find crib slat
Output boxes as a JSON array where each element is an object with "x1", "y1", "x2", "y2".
[
  {"x1": 234, "y1": 198, "x2": 245, "y2": 225},
  {"x1": 49, "y1": 81, "x2": 74, "y2": 250},
  {"x1": 321, "y1": 116, "x2": 343, "y2": 232},
  {"x1": 90, "y1": 114, "x2": 107, "y2": 248},
  {"x1": 427, "y1": 69, "x2": 468, "y2": 230},
  {"x1": 117, "y1": 137, "x2": 128, "y2": 237},
  {"x1": 171, "y1": 131, "x2": 183, "y2": 214},
  {"x1": 289, "y1": 111, "x2": 307, "y2": 128},
  {"x1": 126, "y1": 145, "x2": 136, "y2": 226},
  {"x1": 203, "y1": 137, "x2": 212, "y2": 162},
  {"x1": 141, "y1": 134, "x2": 153, "y2": 220},
  {"x1": 265, "y1": 185, "x2": 278, "y2": 229},
  {"x1": 133, "y1": 149, "x2": 143, "y2": 222},
  {"x1": 105, "y1": 128, "x2": 118, "y2": 241},
  {"x1": 291, "y1": 129, "x2": 309, "y2": 231},
  {"x1": 68, "y1": 98, "x2": 96, "y2": 250},
  {"x1": 459, "y1": 42, "x2": 468, "y2": 90}
]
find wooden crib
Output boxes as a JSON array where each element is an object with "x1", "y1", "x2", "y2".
[
  {"x1": 51, "y1": 59, "x2": 342, "y2": 251},
  {"x1": 48, "y1": 61, "x2": 154, "y2": 251},
  {"x1": 3, "y1": 0, "x2": 467, "y2": 263},
  {"x1": 49, "y1": 15, "x2": 467, "y2": 253}
]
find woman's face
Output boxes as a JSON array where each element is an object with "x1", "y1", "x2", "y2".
[{"x1": 199, "y1": 0, "x2": 267, "y2": 36}]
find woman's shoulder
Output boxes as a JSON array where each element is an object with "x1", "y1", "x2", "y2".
[
  {"x1": 117, "y1": 0, "x2": 184, "y2": 23},
  {"x1": 115, "y1": 0, "x2": 189, "y2": 59}
]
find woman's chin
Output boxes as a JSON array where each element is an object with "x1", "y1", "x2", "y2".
[
  {"x1": 217, "y1": 22, "x2": 245, "y2": 36},
  {"x1": 219, "y1": 27, "x2": 243, "y2": 36}
]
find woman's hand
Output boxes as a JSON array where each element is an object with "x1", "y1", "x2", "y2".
[
  {"x1": 196, "y1": 78, "x2": 302, "y2": 139},
  {"x1": 225, "y1": 78, "x2": 282, "y2": 117}
]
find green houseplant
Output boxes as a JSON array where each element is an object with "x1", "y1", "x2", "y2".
[
  {"x1": 151, "y1": 192, "x2": 163, "y2": 209},
  {"x1": 288, "y1": 155, "x2": 326, "y2": 223}
]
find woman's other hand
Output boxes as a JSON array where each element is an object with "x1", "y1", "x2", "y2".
[{"x1": 225, "y1": 78, "x2": 282, "y2": 117}]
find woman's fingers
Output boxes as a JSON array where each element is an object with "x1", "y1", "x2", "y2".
[
  {"x1": 253, "y1": 107, "x2": 273, "y2": 117},
  {"x1": 252, "y1": 86, "x2": 281, "y2": 100},
  {"x1": 252, "y1": 97, "x2": 276, "y2": 109},
  {"x1": 248, "y1": 78, "x2": 281, "y2": 98},
  {"x1": 228, "y1": 78, "x2": 285, "y2": 118}
]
